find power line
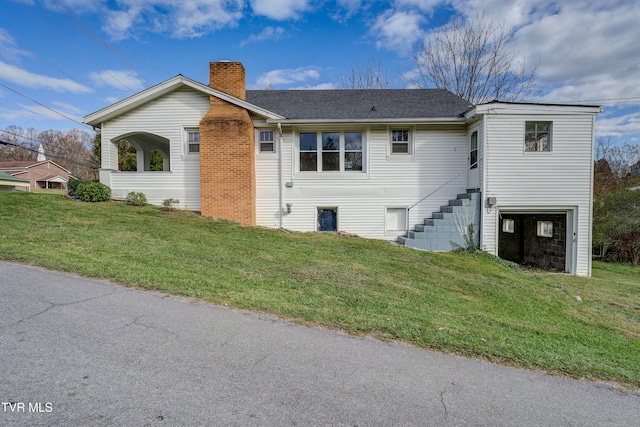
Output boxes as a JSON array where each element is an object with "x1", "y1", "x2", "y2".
[
  {"x1": 0, "y1": 133, "x2": 95, "y2": 169},
  {"x1": 14, "y1": 1, "x2": 138, "y2": 93},
  {"x1": 0, "y1": 82, "x2": 92, "y2": 129}
]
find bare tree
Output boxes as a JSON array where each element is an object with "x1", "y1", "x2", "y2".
[
  {"x1": 594, "y1": 136, "x2": 640, "y2": 194},
  {"x1": 411, "y1": 13, "x2": 538, "y2": 104},
  {"x1": 338, "y1": 57, "x2": 392, "y2": 89}
]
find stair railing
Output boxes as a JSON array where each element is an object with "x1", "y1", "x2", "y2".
[{"x1": 406, "y1": 172, "x2": 465, "y2": 236}]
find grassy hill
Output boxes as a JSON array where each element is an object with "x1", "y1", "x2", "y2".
[{"x1": 1, "y1": 192, "x2": 639, "y2": 390}]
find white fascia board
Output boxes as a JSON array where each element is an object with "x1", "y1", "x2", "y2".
[
  {"x1": 83, "y1": 75, "x2": 284, "y2": 127},
  {"x1": 266, "y1": 117, "x2": 466, "y2": 125},
  {"x1": 467, "y1": 103, "x2": 601, "y2": 118}
]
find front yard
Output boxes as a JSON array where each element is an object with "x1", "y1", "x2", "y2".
[{"x1": 1, "y1": 192, "x2": 638, "y2": 390}]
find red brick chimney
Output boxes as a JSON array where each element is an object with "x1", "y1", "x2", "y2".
[{"x1": 199, "y1": 61, "x2": 256, "y2": 225}]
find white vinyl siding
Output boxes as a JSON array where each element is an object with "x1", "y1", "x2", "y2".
[
  {"x1": 256, "y1": 125, "x2": 468, "y2": 238},
  {"x1": 480, "y1": 109, "x2": 595, "y2": 276},
  {"x1": 100, "y1": 87, "x2": 208, "y2": 210}
]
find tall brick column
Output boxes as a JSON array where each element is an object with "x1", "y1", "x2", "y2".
[{"x1": 199, "y1": 62, "x2": 256, "y2": 225}]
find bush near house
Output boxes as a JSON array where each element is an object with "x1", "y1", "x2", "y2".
[
  {"x1": 76, "y1": 181, "x2": 111, "y2": 202},
  {"x1": 593, "y1": 189, "x2": 640, "y2": 264},
  {"x1": 126, "y1": 191, "x2": 147, "y2": 206}
]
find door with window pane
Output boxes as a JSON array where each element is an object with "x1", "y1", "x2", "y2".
[{"x1": 468, "y1": 130, "x2": 480, "y2": 189}]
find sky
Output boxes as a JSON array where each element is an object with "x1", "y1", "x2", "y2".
[{"x1": 1, "y1": 0, "x2": 639, "y2": 145}]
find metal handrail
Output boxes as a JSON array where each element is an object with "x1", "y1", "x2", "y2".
[{"x1": 405, "y1": 172, "x2": 465, "y2": 236}]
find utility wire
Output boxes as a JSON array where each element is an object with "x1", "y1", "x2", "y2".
[
  {"x1": 0, "y1": 135, "x2": 95, "y2": 169},
  {"x1": 15, "y1": 1, "x2": 138, "y2": 93},
  {"x1": 0, "y1": 82, "x2": 92, "y2": 130}
]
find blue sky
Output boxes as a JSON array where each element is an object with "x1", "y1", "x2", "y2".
[{"x1": 1, "y1": 0, "x2": 639, "y2": 144}]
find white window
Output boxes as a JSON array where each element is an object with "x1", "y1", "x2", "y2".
[
  {"x1": 299, "y1": 131, "x2": 363, "y2": 172},
  {"x1": 386, "y1": 208, "x2": 407, "y2": 232},
  {"x1": 525, "y1": 121, "x2": 552, "y2": 152},
  {"x1": 187, "y1": 130, "x2": 200, "y2": 153},
  {"x1": 470, "y1": 131, "x2": 478, "y2": 169},
  {"x1": 390, "y1": 129, "x2": 410, "y2": 154},
  {"x1": 537, "y1": 221, "x2": 553, "y2": 238},
  {"x1": 502, "y1": 218, "x2": 515, "y2": 233},
  {"x1": 259, "y1": 130, "x2": 275, "y2": 153}
]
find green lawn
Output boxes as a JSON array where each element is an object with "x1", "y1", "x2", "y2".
[{"x1": 1, "y1": 192, "x2": 639, "y2": 390}]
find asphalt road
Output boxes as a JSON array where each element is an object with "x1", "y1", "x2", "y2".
[{"x1": 1, "y1": 261, "x2": 638, "y2": 426}]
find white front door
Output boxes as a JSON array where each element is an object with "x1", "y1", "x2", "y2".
[{"x1": 468, "y1": 129, "x2": 480, "y2": 189}]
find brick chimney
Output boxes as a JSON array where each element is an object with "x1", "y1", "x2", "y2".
[{"x1": 199, "y1": 61, "x2": 256, "y2": 225}]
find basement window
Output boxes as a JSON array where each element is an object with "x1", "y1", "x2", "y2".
[
  {"x1": 318, "y1": 207, "x2": 338, "y2": 232},
  {"x1": 537, "y1": 221, "x2": 553, "y2": 238},
  {"x1": 502, "y1": 218, "x2": 515, "y2": 233}
]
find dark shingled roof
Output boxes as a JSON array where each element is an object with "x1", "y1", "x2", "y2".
[{"x1": 245, "y1": 89, "x2": 472, "y2": 120}]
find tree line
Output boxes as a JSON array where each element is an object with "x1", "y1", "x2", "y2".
[{"x1": 1, "y1": 125, "x2": 99, "y2": 180}]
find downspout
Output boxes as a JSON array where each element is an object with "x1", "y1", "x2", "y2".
[
  {"x1": 480, "y1": 113, "x2": 488, "y2": 251},
  {"x1": 277, "y1": 122, "x2": 284, "y2": 229}
]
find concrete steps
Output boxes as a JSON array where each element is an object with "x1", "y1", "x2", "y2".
[{"x1": 400, "y1": 190, "x2": 480, "y2": 251}]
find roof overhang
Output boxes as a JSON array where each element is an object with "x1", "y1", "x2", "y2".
[
  {"x1": 83, "y1": 75, "x2": 285, "y2": 128},
  {"x1": 266, "y1": 117, "x2": 467, "y2": 125},
  {"x1": 465, "y1": 101, "x2": 601, "y2": 120}
]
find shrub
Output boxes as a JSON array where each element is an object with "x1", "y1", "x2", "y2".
[
  {"x1": 161, "y1": 198, "x2": 180, "y2": 211},
  {"x1": 67, "y1": 177, "x2": 84, "y2": 197},
  {"x1": 593, "y1": 189, "x2": 640, "y2": 264},
  {"x1": 77, "y1": 181, "x2": 111, "y2": 202},
  {"x1": 126, "y1": 191, "x2": 147, "y2": 206}
]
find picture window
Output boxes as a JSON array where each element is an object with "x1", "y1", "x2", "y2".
[{"x1": 298, "y1": 131, "x2": 364, "y2": 172}]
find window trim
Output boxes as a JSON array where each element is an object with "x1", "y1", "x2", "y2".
[
  {"x1": 470, "y1": 130, "x2": 478, "y2": 169},
  {"x1": 317, "y1": 206, "x2": 339, "y2": 232},
  {"x1": 390, "y1": 128, "x2": 412, "y2": 155},
  {"x1": 185, "y1": 128, "x2": 200, "y2": 155},
  {"x1": 257, "y1": 129, "x2": 276, "y2": 154},
  {"x1": 525, "y1": 121, "x2": 553, "y2": 153}
]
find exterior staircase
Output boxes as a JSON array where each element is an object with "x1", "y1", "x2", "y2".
[{"x1": 399, "y1": 190, "x2": 481, "y2": 251}]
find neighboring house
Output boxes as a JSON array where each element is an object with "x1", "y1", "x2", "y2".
[
  {"x1": 0, "y1": 159, "x2": 71, "y2": 190},
  {"x1": 0, "y1": 171, "x2": 30, "y2": 192},
  {"x1": 84, "y1": 61, "x2": 600, "y2": 276}
]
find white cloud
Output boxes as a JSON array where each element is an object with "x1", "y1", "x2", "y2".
[
  {"x1": 88, "y1": 70, "x2": 146, "y2": 92},
  {"x1": 395, "y1": 0, "x2": 443, "y2": 12},
  {"x1": 240, "y1": 26, "x2": 285, "y2": 47},
  {"x1": 0, "y1": 61, "x2": 92, "y2": 93},
  {"x1": 0, "y1": 28, "x2": 31, "y2": 63},
  {"x1": 595, "y1": 110, "x2": 640, "y2": 138},
  {"x1": 101, "y1": 0, "x2": 244, "y2": 41},
  {"x1": 290, "y1": 82, "x2": 337, "y2": 90},
  {"x1": 371, "y1": 9, "x2": 425, "y2": 52},
  {"x1": 0, "y1": 102, "x2": 80, "y2": 122},
  {"x1": 250, "y1": 0, "x2": 312, "y2": 20},
  {"x1": 254, "y1": 67, "x2": 321, "y2": 88}
]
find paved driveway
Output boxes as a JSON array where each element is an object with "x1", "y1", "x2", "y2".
[{"x1": 1, "y1": 261, "x2": 638, "y2": 426}]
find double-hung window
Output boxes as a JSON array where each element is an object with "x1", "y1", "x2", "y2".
[
  {"x1": 391, "y1": 129, "x2": 410, "y2": 154},
  {"x1": 187, "y1": 130, "x2": 200, "y2": 153},
  {"x1": 525, "y1": 121, "x2": 552, "y2": 152},
  {"x1": 299, "y1": 131, "x2": 363, "y2": 172},
  {"x1": 259, "y1": 130, "x2": 275, "y2": 153}
]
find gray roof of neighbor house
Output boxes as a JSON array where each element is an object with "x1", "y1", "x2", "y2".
[{"x1": 246, "y1": 89, "x2": 473, "y2": 120}]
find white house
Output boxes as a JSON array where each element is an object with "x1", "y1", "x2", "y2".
[{"x1": 84, "y1": 61, "x2": 599, "y2": 276}]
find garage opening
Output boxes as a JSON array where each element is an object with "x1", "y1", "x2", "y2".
[{"x1": 498, "y1": 213, "x2": 567, "y2": 272}]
